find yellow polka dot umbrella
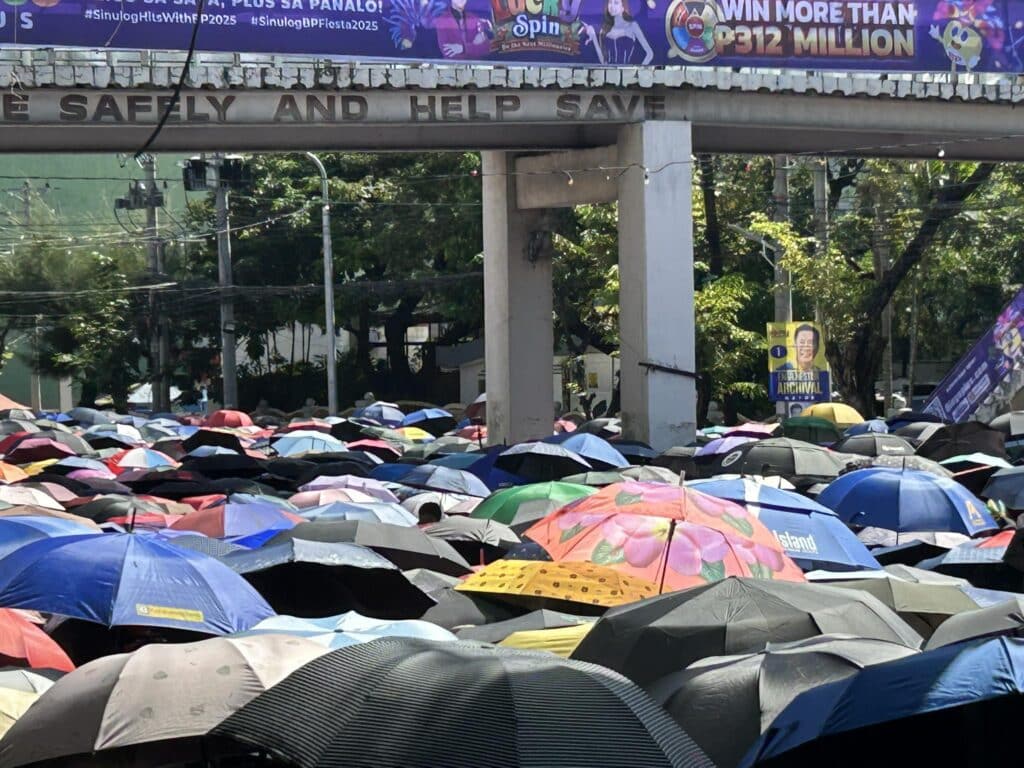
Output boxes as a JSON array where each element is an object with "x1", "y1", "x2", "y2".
[
  {"x1": 455, "y1": 559, "x2": 659, "y2": 611},
  {"x1": 498, "y1": 622, "x2": 595, "y2": 658}
]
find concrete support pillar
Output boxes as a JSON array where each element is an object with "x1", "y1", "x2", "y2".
[
  {"x1": 617, "y1": 121, "x2": 697, "y2": 451},
  {"x1": 481, "y1": 151, "x2": 554, "y2": 446}
]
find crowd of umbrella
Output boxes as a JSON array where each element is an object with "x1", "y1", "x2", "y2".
[{"x1": 2, "y1": 398, "x2": 1024, "y2": 765}]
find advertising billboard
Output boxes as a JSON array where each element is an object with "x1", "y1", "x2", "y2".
[
  {"x1": 924, "y1": 287, "x2": 1024, "y2": 422},
  {"x1": 3, "y1": 0, "x2": 1024, "y2": 72}
]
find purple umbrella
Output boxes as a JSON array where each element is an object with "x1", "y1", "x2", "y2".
[{"x1": 696, "y1": 436, "x2": 757, "y2": 456}]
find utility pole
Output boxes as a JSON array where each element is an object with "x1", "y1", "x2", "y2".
[
  {"x1": 142, "y1": 156, "x2": 170, "y2": 414},
  {"x1": 772, "y1": 155, "x2": 792, "y2": 417},
  {"x1": 212, "y1": 155, "x2": 238, "y2": 409},
  {"x1": 812, "y1": 159, "x2": 828, "y2": 326},
  {"x1": 304, "y1": 152, "x2": 338, "y2": 416},
  {"x1": 874, "y1": 201, "x2": 893, "y2": 417}
]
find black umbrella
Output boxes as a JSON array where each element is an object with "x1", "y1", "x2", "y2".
[
  {"x1": 18, "y1": 473, "x2": 94, "y2": 497},
  {"x1": 916, "y1": 422, "x2": 1008, "y2": 462},
  {"x1": 576, "y1": 417, "x2": 622, "y2": 439},
  {"x1": 270, "y1": 521, "x2": 472, "y2": 576},
  {"x1": 982, "y1": 466, "x2": 1024, "y2": 509},
  {"x1": 831, "y1": 433, "x2": 915, "y2": 457},
  {"x1": 615, "y1": 441, "x2": 659, "y2": 466},
  {"x1": 652, "y1": 446, "x2": 700, "y2": 476},
  {"x1": 263, "y1": 457, "x2": 318, "y2": 481},
  {"x1": 208, "y1": 477, "x2": 280, "y2": 496},
  {"x1": 402, "y1": 568, "x2": 460, "y2": 596},
  {"x1": 179, "y1": 454, "x2": 266, "y2": 479},
  {"x1": 120, "y1": 468, "x2": 205, "y2": 493},
  {"x1": 220, "y1": 540, "x2": 435, "y2": 620},
  {"x1": 146, "y1": 480, "x2": 223, "y2": 500},
  {"x1": 150, "y1": 437, "x2": 187, "y2": 461},
  {"x1": 570, "y1": 577, "x2": 922, "y2": 686},
  {"x1": 83, "y1": 433, "x2": 138, "y2": 451},
  {"x1": 893, "y1": 421, "x2": 945, "y2": 446},
  {"x1": 420, "y1": 587, "x2": 524, "y2": 629},
  {"x1": 494, "y1": 442, "x2": 592, "y2": 482},
  {"x1": 294, "y1": 461, "x2": 371, "y2": 487},
  {"x1": 456, "y1": 609, "x2": 594, "y2": 644},
  {"x1": 182, "y1": 429, "x2": 247, "y2": 454},
  {"x1": 36, "y1": 429, "x2": 94, "y2": 456},
  {"x1": 67, "y1": 407, "x2": 116, "y2": 426},
  {"x1": 211, "y1": 637, "x2": 712, "y2": 768},
  {"x1": 69, "y1": 495, "x2": 169, "y2": 523},
  {"x1": 330, "y1": 419, "x2": 372, "y2": 442},
  {"x1": 647, "y1": 635, "x2": 918, "y2": 768},
  {"x1": 700, "y1": 437, "x2": 856, "y2": 483},
  {"x1": 0, "y1": 408, "x2": 35, "y2": 422}
]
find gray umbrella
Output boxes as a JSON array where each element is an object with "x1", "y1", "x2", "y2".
[
  {"x1": 814, "y1": 567, "x2": 985, "y2": 639},
  {"x1": 212, "y1": 637, "x2": 713, "y2": 768},
  {"x1": 832, "y1": 433, "x2": 915, "y2": 457},
  {"x1": 571, "y1": 577, "x2": 921, "y2": 686},
  {"x1": 871, "y1": 454, "x2": 954, "y2": 477},
  {"x1": 0, "y1": 635, "x2": 328, "y2": 767},
  {"x1": 402, "y1": 568, "x2": 460, "y2": 596},
  {"x1": 456, "y1": 609, "x2": 594, "y2": 644},
  {"x1": 647, "y1": 634, "x2": 918, "y2": 768},
  {"x1": 424, "y1": 517, "x2": 520, "y2": 548},
  {"x1": 924, "y1": 597, "x2": 1024, "y2": 649}
]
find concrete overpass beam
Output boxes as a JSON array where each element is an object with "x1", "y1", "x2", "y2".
[
  {"x1": 617, "y1": 120, "x2": 697, "y2": 451},
  {"x1": 482, "y1": 151, "x2": 554, "y2": 446},
  {"x1": 514, "y1": 146, "x2": 619, "y2": 209}
]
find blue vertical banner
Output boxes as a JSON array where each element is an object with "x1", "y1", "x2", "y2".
[
  {"x1": 2, "y1": 0, "x2": 1024, "y2": 71},
  {"x1": 924, "y1": 288, "x2": 1024, "y2": 422}
]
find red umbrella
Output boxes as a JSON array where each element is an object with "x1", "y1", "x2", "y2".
[
  {"x1": 0, "y1": 608, "x2": 74, "y2": 672},
  {"x1": 0, "y1": 432, "x2": 34, "y2": 456},
  {"x1": 205, "y1": 409, "x2": 254, "y2": 429},
  {"x1": 181, "y1": 494, "x2": 227, "y2": 511},
  {"x1": 4, "y1": 439, "x2": 77, "y2": 464},
  {"x1": 277, "y1": 420, "x2": 333, "y2": 435},
  {"x1": 456, "y1": 425, "x2": 488, "y2": 441}
]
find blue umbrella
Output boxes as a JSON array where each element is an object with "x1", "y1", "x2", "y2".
[
  {"x1": 0, "y1": 533, "x2": 274, "y2": 633},
  {"x1": 400, "y1": 409, "x2": 456, "y2": 436},
  {"x1": 843, "y1": 418, "x2": 889, "y2": 437},
  {"x1": 0, "y1": 516, "x2": 97, "y2": 559},
  {"x1": 688, "y1": 477, "x2": 880, "y2": 572},
  {"x1": 465, "y1": 446, "x2": 524, "y2": 490},
  {"x1": 400, "y1": 464, "x2": 491, "y2": 497},
  {"x1": 0, "y1": 532, "x2": 274, "y2": 634},
  {"x1": 272, "y1": 434, "x2": 346, "y2": 457},
  {"x1": 53, "y1": 456, "x2": 109, "y2": 472},
  {"x1": 429, "y1": 452, "x2": 487, "y2": 470},
  {"x1": 368, "y1": 463, "x2": 418, "y2": 483},
  {"x1": 354, "y1": 402, "x2": 405, "y2": 427},
  {"x1": 744, "y1": 636, "x2": 1024, "y2": 767},
  {"x1": 230, "y1": 492, "x2": 298, "y2": 510},
  {"x1": 186, "y1": 445, "x2": 240, "y2": 458},
  {"x1": 818, "y1": 468, "x2": 997, "y2": 536},
  {"x1": 542, "y1": 433, "x2": 629, "y2": 470}
]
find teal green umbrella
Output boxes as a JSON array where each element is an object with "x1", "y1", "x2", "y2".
[{"x1": 470, "y1": 482, "x2": 595, "y2": 530}]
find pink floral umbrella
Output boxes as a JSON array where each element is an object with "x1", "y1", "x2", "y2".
[{"x1": 524, "y1": 481, "x2": 804, "y2": 593}]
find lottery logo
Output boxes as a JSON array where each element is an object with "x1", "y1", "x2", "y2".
[{"x1": 665, "y1": 0, "x2": 720, "y2": 62}]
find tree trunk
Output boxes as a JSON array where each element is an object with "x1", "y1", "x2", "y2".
[
  {"x1": 698, "y1": 155, "x2": 723, "y2": 278},
  {"x1": 384, "y1": 294, "x2": 422, "y2": 394},
  {"x1": 830, "y1": 162, "x2": 995, "y2": 413}
]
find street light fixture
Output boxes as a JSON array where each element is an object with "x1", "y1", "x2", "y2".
[{"x1": 305, "y1": 152, "x2": 338, "y2": 416}]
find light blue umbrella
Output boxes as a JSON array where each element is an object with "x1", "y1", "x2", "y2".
[
  {"x1": 237, "y1": 611, "x2": 455, "y2": 650},
  {"x1": 818, "y1": 468, "x2": 998, "y2": 536},
  {"x1": 355, "y1": 402, "x2": 405, "y2": 427},
  {"x1": 543, "y1": 433, "x2": 629, "y2": 470},
  {"x1": 272, "y1": 433, "x2": 346, "y2": 456},
  {"x1": 299, "y1": 501, "x2": 418, "y2": 526},
  {"x1": 843, "y1": 418, "x2": 889, "y2": 436},
  {"x1": 688, "y1": 477, "x2": 880, "y2": 571}
]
